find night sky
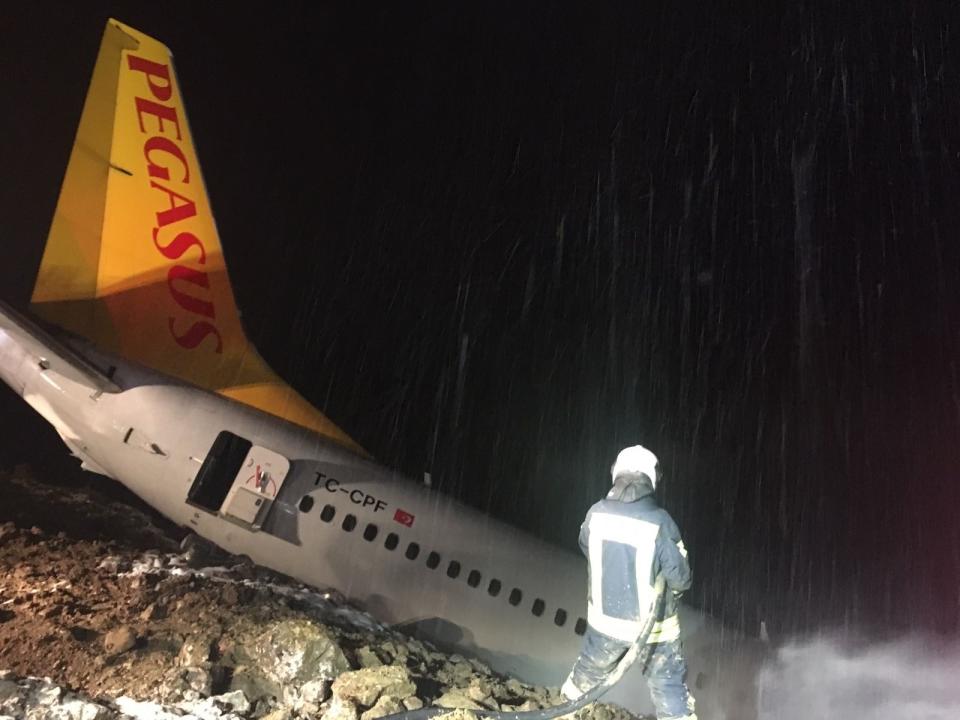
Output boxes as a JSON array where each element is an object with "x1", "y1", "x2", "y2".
[{"x1": 2, "y1": 2, "x2": 959, "y2": 640}]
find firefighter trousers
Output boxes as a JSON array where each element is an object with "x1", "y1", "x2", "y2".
[{"x1": 568, "y1": 628, "x2": 697, "y2": 720}]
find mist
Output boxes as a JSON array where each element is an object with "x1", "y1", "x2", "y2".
[{"x1": 758, "y1": 634, "x2": 960, "y2": 720}]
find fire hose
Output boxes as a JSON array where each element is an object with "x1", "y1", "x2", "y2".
[{"x1": 381, "y1": 583, "x2": 666, "y2": 720}]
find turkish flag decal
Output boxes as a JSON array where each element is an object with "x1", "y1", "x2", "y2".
[{"x1": 394, "y1": 508, "x2": 415, "y2": 527}]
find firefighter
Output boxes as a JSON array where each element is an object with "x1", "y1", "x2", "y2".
[{"x1": 561, "y1": 445, "x2": 697, "y2": 720}]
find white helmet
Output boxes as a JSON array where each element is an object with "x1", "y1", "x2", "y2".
[{"x1": 611, "y1": 445, "x2": 659, "y2": 489}]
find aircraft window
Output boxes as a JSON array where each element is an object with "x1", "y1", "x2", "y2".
[
  {"x1": 574, "y1": 618, "x2": 587, "y2": 636},
  {"x1": 342, "y1": 514, "x2": 357, "y2": 532},
  {"x1": 405, "y1": 542, "x2": 420, "y2": 560},
  {"x1": 426, "y1": 552, "x2": 441, "y2": 569},
  {"x1": 487, "y1": 579, "x2": 502, "y2": 597},
  {"x1": 363, "y1": 524, "x2": 378, "y2": 541},
  {"x1": 554, "y1": 609, "x2": 568, "y2": 627},
  {"x1": 446, "y1": 561, "x2": 461, "y2": 579},
  {"x1": 320, "y1": 505, "x2": 336, "y2": 522},
  {"x1": 532, "y1": 599, "x2": 545, "y2": 617},
  {"x1": 298, "y1": 496, "x2": 314, "y2": 513},
  {"x1": 467, "y1": 570, "x2": 482, "y2": 588},
  {"x1": 385, "y1": 533, "x2": 399, "y2": 550},
  {"x1": 509, "y1": 588, "x2": 523, "y2": 606}
]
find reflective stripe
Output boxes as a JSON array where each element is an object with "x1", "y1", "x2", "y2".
[
  {"x1": 588, "y1": 606, "x2": 647, "y2": 641},
  {"x1": 586, "y1": 512, "x2": 660, "y2": 642},
  {"x1": 646, "y1": 613, "x2": 681, "y2": 643},
  {"x1": 677, "y1": 540, "x2": 688, "y2": 558}
]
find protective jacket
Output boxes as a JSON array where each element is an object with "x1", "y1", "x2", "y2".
[{"x1": 578, "y1": 489, "x2": 691, "y2": 644}]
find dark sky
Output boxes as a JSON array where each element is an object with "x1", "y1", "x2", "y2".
[{"x1": 2, "y1": 1, "x2": 959, "y2": 638}]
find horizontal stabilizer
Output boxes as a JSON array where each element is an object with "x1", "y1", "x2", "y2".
[{"x1": 0, "y1": 300, "x2": 119, "y2": 393}]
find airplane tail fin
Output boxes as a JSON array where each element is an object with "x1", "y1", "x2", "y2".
[{"x1": 30, "y1": 19, "x2": 366, "y2": 456}]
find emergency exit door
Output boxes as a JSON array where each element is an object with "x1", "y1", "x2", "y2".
[{"x1": 188, "y1": 430, "x2": 290, "y2": 529}]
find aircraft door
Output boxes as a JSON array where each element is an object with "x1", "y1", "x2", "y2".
[{"x1": 188, "y1": 430, "x2": 291, "y2": 530}]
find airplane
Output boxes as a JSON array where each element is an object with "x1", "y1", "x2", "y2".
[{"x1": 0, "y1": 19, "x2": 766, "y2": 719}]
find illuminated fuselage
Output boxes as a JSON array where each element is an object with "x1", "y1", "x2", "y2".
[{"x1": 0, "y1": 307, "x2": 764, "y2": 719}]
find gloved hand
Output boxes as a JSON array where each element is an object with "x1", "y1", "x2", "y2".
[
  {"x1": 664, "y1": 589, "x2": 684, "y2": 617},
  {"x1": 561, "y1": 675, "x2": 584, "y2": 701}
]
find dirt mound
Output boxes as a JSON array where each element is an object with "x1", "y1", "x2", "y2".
[{"x1": 0, "y1": 466, "x2": 636, "y2": 720}]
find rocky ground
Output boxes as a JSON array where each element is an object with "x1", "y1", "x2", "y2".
[{"x1": 0, "y1": 465, "x2": 635, "y2": 720}]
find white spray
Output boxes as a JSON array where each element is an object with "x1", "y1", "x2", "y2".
[{"x1": 758, "y1": 634, "x2": 960, "y2": 720}]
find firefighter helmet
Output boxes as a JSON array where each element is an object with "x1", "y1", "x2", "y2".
[{"x1": 611, "y1": 445, "x2": 660, "y2": 490}]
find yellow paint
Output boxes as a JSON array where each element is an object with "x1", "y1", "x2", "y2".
[{"x1": 31, "y1": 19, "x2": 366, "y2": 457}]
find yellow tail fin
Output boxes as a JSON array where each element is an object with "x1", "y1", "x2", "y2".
[{"x1": 31, "y1": 19, "x2": 365, "y2": 456}]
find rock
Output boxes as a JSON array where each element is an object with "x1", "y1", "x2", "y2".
[
  {"x1": 360, "y1": 695, "x2": 404, "y2": 720},
  {"x1": 323, "y1": 694, "x2": 358, "y2": 720},
  {"x1": 139, "y1": 603, "x2": 164, "y2": 622},
  {"x1": 587, "y1": 705, "x2": 615, "y2": 720},
  {"x1": 259, "y1": 710, "x2": 291, "y2": 720},
  {"x1": 300, "y1": 679, "x2": 331, "y2": 705},
  {"x1": 34, "y1": 682, "x2": 64, "y2": 706},
  {"x1": 221, "y1": 585, "x2": 239, "y2": 607},
  {"x1": 116, "y1": 696, "x2": 184, "y2": 720},
  {"x1": 402, "y1": 697, "x2": 423, "y2": 711},
  {"x1": 465, "y1": 678, "x2": 494, "y2": 703},
  {"x1": 248, "y1": 619, "x2": 351, "y2": 687},
  {"x1": 503, "y1": 700, "x2": 540, "y2": 712},
  {"x1": 103, "y1": 626, "x2": 136, "y2": 656},
  {"x1": 298, "y1": 700, "x2": 321, "y2": 717},
  {"x1": 434, "y1": 690, "x2": 485, "y2": 711},
  {"x1": 0, "y1": 681, "x2": 19, "y2": 703},
  {"x1": 356, "y1": 647, "x2": 383, "y2": 668},
  {"x1": 504, "y1": 678, "x2": 525, "y2": 696},
  {"x1": 58, "y1": 698, "x2": 113, "y2": 720},
  {"x1": 0, "y1": 681, "x2": 21, "y2": 716},
  {"x1": 157, "y1": 668, "x2": 189, "y2": 704},
  {"x1": 182, "y1": 666, "x2": 213, "y2": 696},
  {"x1": 447, "y1": 662, "x2": 475, "y2": 685},
  {"x1": 467, "y1": 659, "x2": 491, "y2": 675},
  {"x1": 210, "y1": 690, "x2": 251, "y2": 715},
  {"x1": 250, "y1": 699, "x2": 276, "y2": 719},
  {"x1": 96, "y1": 557, "x2": 127, "y2": 574},
  {"x1": 231, "y1": 557, "x2": 257, "y2": 581},
  {"x1": 281, "y1": 686, "x2": 302, "y2": 710},
  {"x1": 332, "y1": 665, "x2": 417, "y2": 708},
  {"x1": 259, "y1": 709, "x2": 291, "y2": 720},
  {"x1": 180, "y1": 693, "x2": 251, "y2": 719},
  {"x1": 178, "y1": 635, "x2": 214, "y2": 666},
  {"x1": 377, "y1": 641, "x2": 406, "y2": 665},
  {"x1": 227, "y1": 667, "x2": 274, "y2": 708}
]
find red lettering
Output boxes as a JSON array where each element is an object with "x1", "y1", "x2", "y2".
[
  {"x1": 168, "y1": 265, "x2": 215, "y2": 319},
  {"x1": 127, "y1": 56, "x2": 173, "y2": 101},
  {"x1": 132, "y1": 58, "x2": 222, "y2": 353},
  {"x1": 153, "y1": 229, "x2": 207, "y2": 264},
  {"x1": 150, "y1": 181, "x2": 196, "y2": 227},
  {"x1": 169, "y1": 318, "x2": 223, "y2": 353},
  {"x1": 135, "y1": 97, "x2": 182, "y2": 139},
  {"x1": 144, "y1": 136, "x2": 189, "y2": 183}
]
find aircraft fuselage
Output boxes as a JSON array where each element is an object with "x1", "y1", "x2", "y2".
[{"x1": 0, "y1": 307, "x2": 764, "y2": 718}]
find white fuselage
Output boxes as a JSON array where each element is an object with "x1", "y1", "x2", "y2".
[{"x1": 0, "y1": 308, "x2": 765, "y2": 719}]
